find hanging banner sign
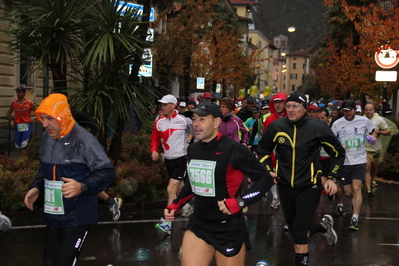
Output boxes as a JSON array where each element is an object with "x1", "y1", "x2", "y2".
[{"x1": 117, "y1": 1, "x2": 155, "y2": 21}]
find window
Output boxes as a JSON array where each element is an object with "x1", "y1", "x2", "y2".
[
  {"x1": 292, "y1": 63, "x2": 297, "y2": 69},
  {"x1": 19, "y1": 55, "x2": 33, "y2": 87},
  {"x1": 275, "y1": 40, "x2": 279, "y2": 46},
  {"x1": 291, "y1": 85, "x2": 296, "y2": 91},
  {"x1": 291, "y1": 74, "x2": 297, "y2": 80}
]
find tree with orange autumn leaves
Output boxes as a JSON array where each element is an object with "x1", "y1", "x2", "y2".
[
  {"x1": 153, "y1": 0, "x2": 262, "y2": 98},
  {"x1": 311, "y1": 0, "x2": 399, "y2": 104}
]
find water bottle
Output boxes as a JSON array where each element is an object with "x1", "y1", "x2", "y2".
[{"x1": 256, "y1": 260, "x2": 270, "y2": 266}]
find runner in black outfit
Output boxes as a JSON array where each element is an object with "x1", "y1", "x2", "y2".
[
  {"x1": 257, "y1": 91, "x2": 346, "y2": 266},
  {"x1": 163, "y1": 101, "x2": 274, "y2": 266}
]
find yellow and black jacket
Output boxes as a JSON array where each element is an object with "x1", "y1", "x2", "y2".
[{"x1": 258, "y1": 114, "x2": 345, "y2": 188}]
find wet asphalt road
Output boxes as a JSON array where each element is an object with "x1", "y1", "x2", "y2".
[{"x1": 1, "y1": 181, "x2": 399, "y2": 266}]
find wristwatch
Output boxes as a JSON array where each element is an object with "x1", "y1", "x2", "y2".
[
  {"x1": 328, "y1": 177, "x2": 338, "y2": 183},
  {"x1": 237, "y1": 197, "x2": 246, "y2": 208},
  {"x1": 81, "y1": 183, "x2": 88, "y2": 193}
]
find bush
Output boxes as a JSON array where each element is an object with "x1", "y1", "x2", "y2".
[
  {"x1": 26, "y1": 136, "x2": 40, "y2": 160},
  {"x1": 378, "y1": 152, "x2": 399, "y2": 182},
  {"x1": 0, "y1": 156, "x2": 40, "y2": 210},
  {"x1": 0, "y1": 118, "x2": 169, "y2": 211}
]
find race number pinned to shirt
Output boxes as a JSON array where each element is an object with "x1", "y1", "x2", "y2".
[
  {"x1": 188, "y1": 160, "x2": 216, "y2": 197},
  {"x1": 44, "y1": 180, "x2": 65, "y2": 215},
  {"x1": 17, "y1": 123, "x2": 29, "y2": 132},
  {"x1": 342, "y1": 135, "x2": 362, "y2": 153}
]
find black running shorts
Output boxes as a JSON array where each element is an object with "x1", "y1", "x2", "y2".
[
  {"x1": 186, "y1": 214, "x2": 250, "y2": 257},
  {"x1": 165, "y1": 156, "x2": 187, "y2": 181}
]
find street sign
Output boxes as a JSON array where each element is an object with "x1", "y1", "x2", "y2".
[
  {"x1": 216, "y1": 83, "x2": 221, "y2": 93},
  {"x1": 129, "y1": 48, "x2": 152, "y2": 77},
  {"x1": 197, "y1": 77, "x2": 205, "y2": 89},
  {"x1": 375, "y1": 70, "x2": 397, "y2": 82},
  {"x1": 375, "y1": 45, "x2": 399, "y2": 69}
]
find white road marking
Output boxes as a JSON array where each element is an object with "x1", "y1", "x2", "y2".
[
  {"x1": 8, "y1": 218, "x2": 189, "y2": 230},
  {"x1": 365, "y1": 217, "x2": 399, "y2": 221}
]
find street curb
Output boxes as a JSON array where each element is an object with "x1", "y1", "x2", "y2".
[{"x1": 4, "y1": 200, "x2": 167, "y2": 227}]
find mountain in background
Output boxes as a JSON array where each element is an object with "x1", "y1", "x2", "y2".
[{"x1": 257, "y1": 0, "x2": 329, "y2": 52}]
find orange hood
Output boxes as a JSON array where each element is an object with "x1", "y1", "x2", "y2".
[{"x1": 35, "y1": 93, "x2": 75, "y2": 139}]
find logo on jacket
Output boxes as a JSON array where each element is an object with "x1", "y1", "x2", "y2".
[
  {"x1": 216, "y1": 152, "x2": 223, "y2": 155},
  {"x1": 278, "y1": 137, "x2": 285, "y2": 144}
]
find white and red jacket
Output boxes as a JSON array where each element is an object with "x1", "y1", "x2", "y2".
[{"x1": 151, "y1": 113, "x2": 193, "y2": 159}]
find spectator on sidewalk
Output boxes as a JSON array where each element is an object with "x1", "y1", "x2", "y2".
[{"x1": 7, "y1": 86, "x2": 36, "y2": 157}]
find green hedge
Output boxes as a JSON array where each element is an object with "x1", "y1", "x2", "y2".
[{"x1": 0, "y1": 119, "x2": 168, "y2": 211}]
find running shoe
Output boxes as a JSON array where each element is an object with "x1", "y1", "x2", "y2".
[
  {"x1": 155, "y1": 217, "x2": 172, "y2": 235},
  {"x1": 337, "y1": 205, "x2": 345, "y2": 216},
  {"x1": 367, "y1": 190, "x2": 374, "y2": 198},
  {"x1": 0, "y1": 212, "x2": 11, "y2": 231},
  {"x1": 270, "y1": 198, "x2": 280, "y2": 209},
  {"x1": 109, "y1": 198, "x2": 123, "y2": 221},
  {"x1": 371, "y1": 180, "x2": 378, "y2": 187},
  {"x1": 320, "y1": 214, "x2": 337, "y2": 246},
  {"x1": 181, "y1": 203, "x2": 194, "y2": 217},
  {"x1": 349, "y1": 218, "x2": 359, "y2": 231}
]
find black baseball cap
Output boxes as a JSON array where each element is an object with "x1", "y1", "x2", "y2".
[
  {"x1": 342, "y1": 100, "x2": 356, "y2": 111},
  {"x1": 191, "y1": 101, "x2": 222, "y2": 118},
  {"x1": 247, "y1": 98, "x2": 255, "y2": 104}
]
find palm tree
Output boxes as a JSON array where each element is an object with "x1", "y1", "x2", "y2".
[
  {"x1": 2, "y1": 0, "x2": 90, "y2": 93},
  {"x1": 74, "y1": 0, "x2": 156, "y2": 163},
  {"x1": 3, "y1": 0, "x2": 157, "y2": 163}
]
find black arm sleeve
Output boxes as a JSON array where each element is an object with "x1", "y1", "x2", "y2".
[
  {"x1": 248, "y1": 120, "x2": 259, "y2": 146},
  {"x1": 232, "y1": 144, "x2": 274, "y2": 206}
]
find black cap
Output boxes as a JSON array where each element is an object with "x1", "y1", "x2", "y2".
[
  {"x1": 252, "y1": 107, "x2": 260, "y2": 113},
  {"x1": 192, "y1": 101, "x2": 222, "y2": 118},
  {"x1": 187, "y1": 100, "x2": 197, "y2": 107},
  {"x1": 342, "y1": 100, "x2": 356, "y2": 111},
  {"x1": 15, "y1": 86, "x2": 26, "y2": 92},
  {"x1": 247, "y1": 98, "x2": 255, "y2": 104},
  {"x1": 286, "y1": 91, "x2": 307, "y2": 108}
]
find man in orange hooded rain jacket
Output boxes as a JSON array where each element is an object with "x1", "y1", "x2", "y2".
[{"x1": 24, "y1": 93, "x2": 115, "y2": 266}]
